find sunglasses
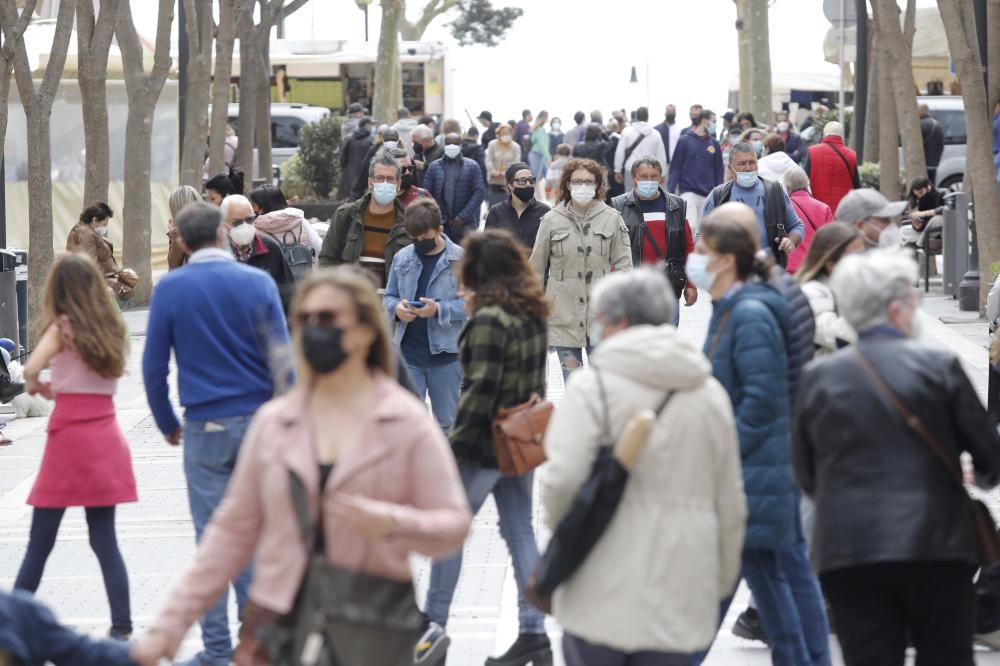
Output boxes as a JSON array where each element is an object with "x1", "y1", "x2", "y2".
[
  {"x1": 232, "y1": 215, "x2": 256, "y2": 226},
  {"x1": 401, "y1": 166, "x2": 416, "y2": 175},
  {"x1": 511, "y1": 177, "x2": 536, "y2": 186},
  {"x1": 294, "y1": 309, "x2": 338, "y2": 328}
]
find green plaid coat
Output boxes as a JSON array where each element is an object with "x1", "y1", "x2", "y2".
[{"x1": 450, "y1": 305, "x2": 548, "y2": 468}]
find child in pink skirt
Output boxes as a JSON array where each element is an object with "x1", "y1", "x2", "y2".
[{"x1": 14, "y1": 253, "x2": 137, "y2": 639}]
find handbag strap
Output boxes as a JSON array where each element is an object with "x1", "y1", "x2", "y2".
[
  {"x1": 288, "y1": 470, "x2": 317, "y2": 545},
  {"x1": 706, "y1": 309, "x2": 733, "y2": 360},
  {"x1": 853, "y1": 351, "x2": 964, "y2": 485},
  {"x1": 826, "y1": 142, "x2": 857, "y2": 183}
]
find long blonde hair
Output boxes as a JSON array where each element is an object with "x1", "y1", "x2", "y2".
[
  {"x1": 42, "y1": 254, "x2": 128, "y2": 378},
  {"x1": 290, "y1": 267, "x2": 395, "y2": 381}
]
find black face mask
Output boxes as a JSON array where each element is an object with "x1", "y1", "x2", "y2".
[
  {"x1": 414, "y1": 236, "x2": 438, "y2": 255},
  {"x1": 400, "y1": 172, "x2": 417, "y2": 191},
  {"x1": 302, "y1": 324, "x2": 348, "y2": 375},
  {"x1": 512, "y1": 186, "x2": 534, "y2": 203},
  {"x1": 665, "y1": 113, "x2": 676, "y2": 123},
  {"x1": 413, "y1": 143, "x2": 424, "y2": 155}
]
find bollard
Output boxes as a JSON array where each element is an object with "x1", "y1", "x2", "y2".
[
  {"x1": 959, "y1": 200, "x2": 981, "y2": 311},
  {"x1": 943, "y1": 193, "x2": 970, "y2": 298}
]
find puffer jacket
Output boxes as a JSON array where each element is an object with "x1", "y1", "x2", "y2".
[
  {"x1": 529, "y1": 201, "x2": 633, "y2": 348},
  {"x1": 254, "y1": 207, "x2": 323, "y2": 253},
  {"x1": 704, "y1": 282, "x2": 796, "y2": 550},
  {"x1": 542, "y1": 324, "x2": 745, "y2": 653},
  {"x1": 768, "y1": 266, "x2": 815, "y2": 405},
  {"x1": 572, "y1": 138, "x2": 610, "y2": 163},
  {"x1": 801, "y1": 278, "x2": 856, "y2": 356}
]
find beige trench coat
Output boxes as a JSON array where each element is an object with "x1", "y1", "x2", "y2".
[{"x1": 529, "y1": 200, "x2": 633, "y2": 348}]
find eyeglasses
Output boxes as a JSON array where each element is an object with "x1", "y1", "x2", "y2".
[
  {"x1": 511, "y1": 177, "x2": 536, "y2": 186},
  {"x1": 400, "y1": 166, "x2": 416, "y2": 175},
  {"x1": 232, "y1": 215, "x2": 256, "y2": 226},
  {"x1": 569, "y1": 179, "x2": 597, "y2": 188},
  {"x1": 371, "y1": 175, "x2": 398, "y2": 184},
  {"x1": 294, "y1": 309, "x2": 338, "y2": 328}
]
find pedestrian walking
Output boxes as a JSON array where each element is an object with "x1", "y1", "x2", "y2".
[
  {"x1": 794, "y1": 248, "x2": 1000, "y2": 666},
  {"x1": 613, "y1": 106, "x2": 667, "y2": 192},
  {"x1": 611, "y1": 156, "x2": 697, "y2": 325},
  {"x1": 801, "y1": 121, "x2": 860, "y2": 213},
  {"x1": 13, "y1": 254, "x2": 137, "y2": 641},
  {"x1": 796, "y1": 224, "x2": 864, "y2": 356},
  {"x1": 527, "y1": 111, "x2": 552, "y2": 193},
  {"x1": 514, "y1": 109, "x2": 533, "y2": 159},
  {"x1": 338, "y1": 116, "x2": 374, "y2": 201},
  {"x1": 477, "y1": 110, "x2": 500, "y2": 148},
  {"x1": 66, "y1": 202, "x2": 138, "y2": 302},
  {"x1": 741, "y1": 128, "x2": 766, "y2": 157},
  {"x1": 486, "y1": 123, "x2": 523, "y2": 208},
  {"x1": 542, "y1": 268, "x2": 746, "y2": 665},
  {"x1": 462, "y1": 126, "x2": 488, "y2": 185},
  {"x1": 689, "y1": 208, "x2": 830, "y2": 666},
  {"x1": 250, "y1": 184, "x2": 324, "y2": 258},
  {"x1": 418, "y1": 230, "x2": 552, "y2": 666},
  {"x1": 422, "y1": 133, "x2": 486, "y2": 243},
  {"x1": 411, "y1": 125, "x2": 444, "y2": 187},
  {"x1": 351, "y1": 127, "x2": 400, "y2": 200},
  {"x1": 167, "y1": 185, "x2": 201, "y2": 271},
  {"x1": 548, "y1": 116, "x2": 565, "y2": 156},
  {"x1": 784, "y1": 165, "x2": 835, "y2": 273},
  {"x1": 389, "y1": 148, "x2": 432, "y2": 207},
  {"x1": 545, "y1": 144, "x2": 572, "y2": 202},
  {"x1": 134, "y1": 267, "x2": 471, "y2": 666},
  {"x1": 529, "y1": 158, "x2": 633, "y2": 380},
  {"x1": 757, "y1": 134, "x2": 797, "y2": 186},
  {"x1": 919, "y1": 104, "x2": 945, "y2": 182},
  {"x1": 680, "y1": 104, "x2": 704, "y2": 137},
  {"x1": 667, "y1": 109, "x2": 723, "y2": 237},
  {"x1": 394, "y1": 106, "x2": 419, "y2": 153},
  {"x1": 565, "y1": 111, "x2": 587, "y2": 147},
  {"x1": 654, "y1": 103, "x2": 680, "y2": 164},
  {"x1": 204, "y1": 167, "x2": 244, "y2": 206},
  {"x1": 834, "y1": 188, "x2": 907, "y2": 249},
  {"x1": 142, "y1": 202, "x2": 289, "y2": 666},
  {"x1": 383, "y1": 198, "x2": 466, "y2": 432},
  {"x1": 571, "y1": 123, "x2": 611, "y2": 163},
  {"x1": 340, "y1": 101, "x2": 368, "y2": 142},
  {"x1": 484, "y1": 162, "x2": 551, "y2": 249},
  {"x1": 702, "y1": 142, "x2": 805, "y2": 269},
  {"x1": 774, "y1": 111, "x2": 805, "y2": 163},
  {"x1": 220, "y1": 195, "x2": 296, "y2": 312}
]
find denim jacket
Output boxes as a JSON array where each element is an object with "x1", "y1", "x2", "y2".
[{"x1": 383, "y1": 238, "x2": 467, "y2": 355}]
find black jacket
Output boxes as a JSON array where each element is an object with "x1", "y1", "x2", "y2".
[
  {"x1": 610, "y1": 188, "x2": 687, "y2": 268},
  {"x1": 711, "y1": 179, "x2": 789, "y2": 268},
  {"x1": 462, "y1": 139, "x2": 488, "y2": 185},
  {"x1": 921, "y1": 115, "x2": 945, "y2": 168},
  {"x1": 239, "y1": 232, "x2": 296, "y2": 314},
  {"x1": 481, "y1": 122, "x2": 499, "y2": 149},
  {"x1": 573, "y1": 138, "x2": 610, "y2": 163},
  {"x1": 793, "y1": 332, "x2": 1000, "y2": 573},
  {"x1": 338, "y1": 127, "x2": 373, "y2": 200},
  {"x1": 484, "y1": 197, "x2": 551, "y2": 249},
  {"x1": 415, "y1": 143, "x2": 444, "y2": 188}
]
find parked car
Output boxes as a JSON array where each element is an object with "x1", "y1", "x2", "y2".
[
  {"x1": 914, "y1": 95, "x2": 966, "y2": 192},
  {"x1": 226, "y1": 102, "x2": 330, "y2": 168}
]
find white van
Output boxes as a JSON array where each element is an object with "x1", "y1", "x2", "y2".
[{"x1": 226, "y1": 102, "x2": 330, "y2": 168}]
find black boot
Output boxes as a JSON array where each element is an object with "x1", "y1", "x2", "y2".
[
  {"x1": 0, "y1": 380, "x2": 24, "y2": 405},
  {"x1": 484, "y1": 633, "x2": 552, "y2": 666}
]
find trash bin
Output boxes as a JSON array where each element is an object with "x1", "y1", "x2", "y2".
[
  {"x1": 0, "y1": 250, "x2": 20, "y2": 352},
  {"x1": 7, "y1": 249, "x2": 26, "y2": 351}
]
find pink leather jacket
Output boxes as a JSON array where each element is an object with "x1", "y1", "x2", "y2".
[{"x1": 151, "y1": 374, "x2": 472, "y2": 656}]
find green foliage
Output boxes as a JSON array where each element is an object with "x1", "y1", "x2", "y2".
[
  {"x1": 296, "y1": 115, "x2": 342, "y2": 200},
  {"x1": 278, "y1": 154, "x2": 315, "y2": 202},
  {"x1": 449, "y1": 0, "x2": 523, "y2": 47},
  {"x1": 858, "y1": 161, "x2": 906, "y2": 199}
]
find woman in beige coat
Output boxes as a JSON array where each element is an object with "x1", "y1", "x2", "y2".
[
  {"x1": 485, "y1": 123, "x2": 523, "y2": 207},
  {"x1": 529, "y1": 158, "x2": 632, "y2": 380},
  {"x1": 542, "y1": 268, "x2": 746, "y2": 664}
]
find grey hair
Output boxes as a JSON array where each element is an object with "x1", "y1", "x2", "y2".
[
  {"x1": 168, "y1": 185, "x2": 202, "y2": 218},
  {"x1": 175, "y1": 201, "x2": 223, "y2": 252},
  {"x1": 410, "y1": 124, "x2": 433, "y2": 142},
  {"x1": 729, "y1": 142, "x2": 755, "y2": 163},
  {"x1": 219, "y1": 194, "x2": 251, "y2": 220},
  {"x1": 630, "y1": 155, "x2": 664, "y2": 177},
  {"x1": 783, "y1": 165, "x2": 810, "y2": 194},
  {"x1": 591, "y1": 267, "x2": 676, "y2": 328},
  {"x1": 830, "y1": 248, "x2": 918, "y2": 332},
  {"x1": 369, "y1": 150, "x2": 402, "y2": 179}
]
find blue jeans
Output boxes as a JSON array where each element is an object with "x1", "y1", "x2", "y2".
[
  {"x1": 424, "y1": 465, "x2": 545, "y2": 634},
  {"x1": 552, "y1": 346, "x2": 590, "y2": 383},
  {"x1": 183, "y1": 416, "x2": 255, "y2": 664},
  {"x1": 405, "y1": 359, "x2": 462, "y2": 432},
  {"x1": 564, "y1": 634, "x2": 690, "y2": 665}
]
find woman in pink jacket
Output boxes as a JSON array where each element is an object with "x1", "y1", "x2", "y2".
[
  {"x1": 784, "y1": 165, "x2": 834, "y2": 275},
  {"x1": 131, "y1": 267, "x2": 472, "y2": 666}
]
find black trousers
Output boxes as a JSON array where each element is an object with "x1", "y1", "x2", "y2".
[{"x1": 821, "y1": 561, "x2": 975, "y2": 666}]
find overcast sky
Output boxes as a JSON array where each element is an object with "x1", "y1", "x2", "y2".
[{"x1": 135, "y1": 0, "x2": 942, "y2": 126}]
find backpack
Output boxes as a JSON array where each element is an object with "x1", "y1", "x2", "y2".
[{"x1": 276, "y1": 224, "x2": 315, "y2": 282}]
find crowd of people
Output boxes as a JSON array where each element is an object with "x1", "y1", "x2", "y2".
[{"x1": 3, "y1": 98, "x2": 1000, "y2": 666}]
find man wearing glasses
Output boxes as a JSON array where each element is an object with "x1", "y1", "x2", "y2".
[
  {"x1": 389, "y1": 148, "x2": 432, "y2": 208},
  {"x1": 484, "y1": 162, "x2": 551, "y2": 249},
  {"x1": 219, "y1": 194, "x2": 295, "y2": 313}
]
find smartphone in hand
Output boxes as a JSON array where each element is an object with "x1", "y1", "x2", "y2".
[{"x1": 407, "y1": 300, "x2": 427, "y2": 309}]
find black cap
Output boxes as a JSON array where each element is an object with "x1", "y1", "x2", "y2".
[
  {"x1": 347, "y1": 102, "x2": 366, "y2": 114},
  {"x1": 477, "y1": 110, "x2": 493, "y2": 122},
  {"x1": 505, "y1": 162, "x2": 531, "y2": 183}
]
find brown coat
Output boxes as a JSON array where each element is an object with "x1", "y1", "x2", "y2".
[{"x1": 66, "y1": 223, "x2": 119, "y2": 279}]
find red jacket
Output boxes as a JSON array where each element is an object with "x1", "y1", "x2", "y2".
[{"x1": 804, "y1": 136, "x2": 859, "y2": 213}]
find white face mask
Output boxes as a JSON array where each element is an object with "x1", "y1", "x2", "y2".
[
  {"x1": 878, "y1": 223, "x2": 903, "y2": 248},
  {"x1": 499, "y1": 134, "x2": 513, "y2": 144},
  {"x1": 777, "y1": 122, "x2": 790, "y2": 133},
  {"x1": 94, "y1": 225, "x2": 109, "y2": 238},
  {"x1": 382, "y1": 140, "x2": 399, "y2": 151},
  {"x1": 230, "y1": 223, "x2": 256, "y2": 248},
  {"x1": 570, "y1": 185, "x2": 596, "y2": 205}
]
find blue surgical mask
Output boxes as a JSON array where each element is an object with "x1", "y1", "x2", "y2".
[
  {"x1": 685, "y1": 253, "x2": 717, "y2": 291},
  {"x1": 735, "y1": 171, "x2": 759, "y2": 188},
  {"x1": 382, "y1": 140, "x2": 399, "y2": 151},
  {"x1": 706, "y1": 123, "x2": 717, "y2": 136},
  {"x1": 372, "y1": 182, "x2": 397, "y2": 205},
  {"x1": 635, "y1": 181, "x2": 660, "y2": 199},
  {"x1": 752, "y1": 140, "x2": 764, "y2": 154},
  {"x1": 443, "y1": 144, "x2": 462, "y2": 159}
]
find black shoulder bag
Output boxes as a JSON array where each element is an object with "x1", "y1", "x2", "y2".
[{"x1": 621, "y1": 131, "x2": 650, "y2": 179}]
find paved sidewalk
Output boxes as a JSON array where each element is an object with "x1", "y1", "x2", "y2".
[{"x1": 1, "y1": 290, "x2": 999, "y2": 665}]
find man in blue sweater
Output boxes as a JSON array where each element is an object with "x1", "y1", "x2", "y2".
[
  {"x1": 668, "y1": 109, "x2": 724, "y2": 237},
  {"x1": 141, "y1": 202, "x2": 289, "y2": 666}
]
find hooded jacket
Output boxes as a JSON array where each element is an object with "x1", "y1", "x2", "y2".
[
  {"x1": 253, "y1": 207, "x2": 323, "y2": 253},
  {"x1": 529, "y1": 201, "x2": 633, "y2": 348},
  {"x1": 801, "y1": 277, "x2": 856, "y2": 357},
  {"x1": 542, "y1": 325, "x2": 746, "y2": 653},
  {"x1": 338, "y1": 126, "x2": 374, "y2": 200},
  {"x1": 704, "y1": 282, "x2": 797, "y2": 550}
]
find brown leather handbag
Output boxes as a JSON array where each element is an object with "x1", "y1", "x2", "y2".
[{"x1": 492, "y1": 394, "x2": 552, "y2": 476}]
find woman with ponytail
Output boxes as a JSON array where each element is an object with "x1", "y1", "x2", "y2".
[
  {"x1": 688, "y1": 203, "x2": 830, "y2": 666},
  {"x1": 204, "y1": 167, "x2": 245, "y2": 206}
]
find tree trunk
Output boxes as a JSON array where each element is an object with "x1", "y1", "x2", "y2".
[
  {"x1": 117, "y1": 0, "x2": 173, "y2": 305},
  {"x1": 988, "y1": 0, "x2": 1000, "y2": 108},
  {"x1": 745, "y1": 0, "x2": 772, "y2": 124},
  {"x1": 209, "y1": 0, "x2": 239, "y2": 177},
  {"x1": 937, "y1": 0, "x2": 1000, "y2": 308},
  {"x1": 256, "y1": 48, "x2": 272, "y2": 184},
  {"x1": 873, "y1": 0, "x2": 926, "y2": 185},
  {"x1": 877, "y1": 32, "x2": 900, "y2": 200},
  {"x1": 0, "y1": 0, "x2": 36, "y2": 164},
  {"x1": 234, "y1": 10, "x2": 259, "y2": 189},
  {"x1": 736, "y1": 0, "x2": 751, "y2": 113},
  {"x1": 372, "y1": 0, "x2": 403, "y2": 125},
  {"x1": 863, "y1": 25, "x2": 880, "y2": 164},
  {"x1": 179, "y1": 0, "x2": 213, "y2": 189},
  {"x1": 77, "y1": 0, "x2": 119, "y2": 205}
]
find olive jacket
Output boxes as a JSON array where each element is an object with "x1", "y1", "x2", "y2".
[{"x1": 317, "y1": 193, "x2": 410, "y2": 270}]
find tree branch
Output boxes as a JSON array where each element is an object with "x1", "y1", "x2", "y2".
[
  {"x1": 401, "y1": 0, "x2": 459, "y2": 41},
  {"x1": 36, "y1": 0, "x2": 73, "y2": 103},
  {"x1": 902, "y1": 0, "x2": 916, "y2": 43},
  {"x1": 282, "y1": 0, "x2": 311, "y2": 19},
  {"x1": 115, "y1": 0, "x2": 144, "y2": 87},
  {"x1": 0, "y1": 0, "x2": 38, "y2": 66},
  {"x1": 148, "y1": 0, "x2": 174, "y2": 91}
]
